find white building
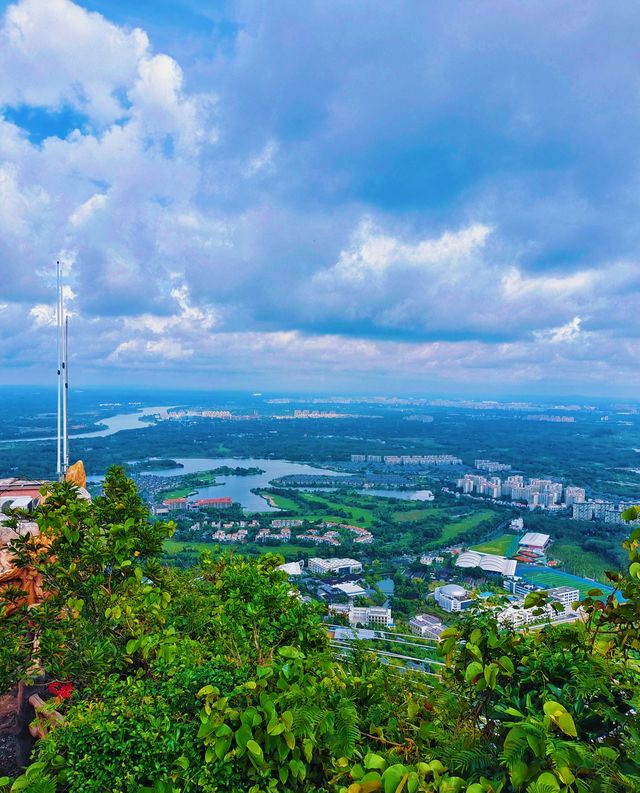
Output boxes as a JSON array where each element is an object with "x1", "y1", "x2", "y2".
[
  {"x1": 564, "y1": 486, "x2": 586, "y2": 506},
  {"x1": 499, "y1": 586, "x2": 580, "y2": 628},
  {"x1": 332, "y1": 582, "x2": 367, "y2": 598},
  {"x1": 349, "y1": 606, "x2": 393, "y2": 628},
  {"x1": 455, "y1": 551, "x2": 517, "y2": 577},
  {"x1": 518, "y1": 532, "x2": 550, "y2": 551},
  {"x1": 409, "y1": 614, "x2": 444, "y2": 639},
  {"x1": 308, "y1": 557, "x2": 363, "y2": 575},
  {"x1": 277, "y1": 561, "x2": 303, "y2": 576},
  {"x1": 434, "y1": 584, "x2": 474, "y2": 612},
  {"x1": 545, "y1": 586, "x2": 580, "y2": 610}
]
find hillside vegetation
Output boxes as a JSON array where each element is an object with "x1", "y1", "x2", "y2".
[{"x1": 1, "y1": 467, "x2": 640, "y2": 792}]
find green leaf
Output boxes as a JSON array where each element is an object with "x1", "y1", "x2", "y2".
[
  {"x1": 509, "y1": 760, "x2": 528, "y2": 786},
  {"x1": 556, "y1": 766, "x2": 575, "y2": 785},
  {"x1": 466, "y1": 643, "x2": 483, "y2": 662},
  {"x1": 246, "y1": 740, "x2": 263, "y2": 761},
  {"x1": 629, "y1": 562, "x2": 640, "y2": 580},
  {"x1": 535, "y1": 771, "x2": 560, "y2": 789},
  {"x1": 279, "y1": 646, "x2": 303, "y2": 659},
  {"x1": 543, "y1": 700, "x2": 566, "y2": 717},
  {"x1": 364, "y1": 753, "x2": 387, "y2": 770},
  {"x1": 382, "y1": 764, "x2": 405, "y2": 793},
  {"x1": 214, "y1": 735, "x2": 232, "y2": 761},
  {"x1": 526, "y1": 732, "x2": 545, "y2": 758},
  {"x1": 556, "y1": 712, "x2": 577, "y2": 737},
  {"x1": 464, "y1": 661, "x2": 483, "y2": 684},
  {"x1": 125, "y1": 639, "x2": 138, "y2": 654},
  {"x1": 439, "y1": 777, "x2": 466, "y2": 792},
  {"x1": 484, "y1": 663, "x2": 499, "y2": 689},
  {"x1": 498, "y1": 655, "x2": 514, "y2": 675},
  {"x1": 235, "y1": 724, "x2": 252, "y2": 750}
]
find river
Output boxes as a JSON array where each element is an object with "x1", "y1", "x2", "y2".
[{"x1": 0, "y1": 406, "x2": 174, "y2": 444}]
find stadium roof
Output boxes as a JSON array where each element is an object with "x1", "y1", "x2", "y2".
[
  {"x1": 519, "y1": 532, "x2": 550, "y2": 548},
  {"x1": 456, "y1": 551, "x2": 517, "y2": 577},
  {"x1": 438, "y1": 584, "x2": 468, "y2": 598},
  {"x1": 277, "y1": 561, "x2": 303, "y2": 576}
]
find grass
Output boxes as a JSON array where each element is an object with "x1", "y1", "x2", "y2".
[
  {"x1": 550, "y1": 542, "x2": 618, "y2": 582},
  {"x1": 516, "y1": 565, "x2": 616, "y2": 600},
  {"x1": 470, "y1": 534, "x2": 520, "y2": 557},
  {"x1": 162, "y1": 487, "x2": 194, "y2": 500},
  {"x1": 392, "y1": 508, "x2": 434, "y2": 523},
  {"x1": 266, "y1": 493, "x2": 301, "y2": 512},
  {"x1": 261, "y1": 491, "x2": 376, "y2": 527},
  {"x1": 431, "y1": 509, "x2": 498, "y2": 547}
]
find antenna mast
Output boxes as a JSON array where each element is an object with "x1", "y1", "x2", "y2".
[
  {"x1": 62, "y1": 315, "x2": 69, "y2": 476},
  {"x1": 56, "y1": 262, "x2": 69, "y2": 478},
  {"x1": 56, "y1": 261, "x2": 62, "y2": 479}
]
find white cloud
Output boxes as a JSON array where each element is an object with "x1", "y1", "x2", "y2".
[
  {"x1": 0, "y1": 0, "x2": 148, "y2": 125},
  {"x1": 534, "y1": 316, "x2": 582, "y2": 344},
  {"x1": 69, "y1": 193, "x2": 108, "y2": 226},
  {"x1": 319, "y1": 219, "x2": 491, "y2": 282}
]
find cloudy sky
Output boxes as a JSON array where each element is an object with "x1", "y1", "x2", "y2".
[{"x1": 1, "y1": 0, "x2": 639, "y2": 396}]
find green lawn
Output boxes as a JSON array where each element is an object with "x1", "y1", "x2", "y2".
[
  {"x1": 516, "y1": 565, "x2": 615, "y2": 600},
  {"x1": 267, "y1": 493, "x2": 302, "y2": 512},
  {"x1": 426, "y1": 509, "x2": 498, "y2": 548},
  {"x1": 471, "y1": 533, "x2": 520, "y2": 557},
  {"x1": 161, "y1": 487, "x2": 194, "y2": 500},
  {"x1": 392, "y1": 508, "x2": 434, "y2": 523},
  {"x1": 550, "y1": 542, "x2": 618, "y2": 582},
  {"x1": 261, "y1": 491, "x2": 375, "y2": 527}
]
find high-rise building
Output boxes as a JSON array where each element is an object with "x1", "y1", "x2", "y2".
[{"x1": 564, "y1": 486, "x2": 586, "y2": 506}]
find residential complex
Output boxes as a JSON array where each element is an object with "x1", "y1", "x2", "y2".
[
  {"x1": 572, "y1": 500, "x2": 637, "y2": 524},
  {"x1": 456, "y1": 474, "x2": 585, "y2": 510},
  {"x1": 351, "y1": 454, "x2": 461, "y2": 465},
  {"x1": 474, "y1": 460, "x2": 512, "y2": 473}
]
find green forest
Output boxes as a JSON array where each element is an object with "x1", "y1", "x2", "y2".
[{"x1": 1, "y1": 469, "x2": 640, "y2": 791}]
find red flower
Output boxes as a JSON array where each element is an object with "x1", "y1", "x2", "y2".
[{"x1": 47, "y1": 681, "x2": 73, "y2": 699}]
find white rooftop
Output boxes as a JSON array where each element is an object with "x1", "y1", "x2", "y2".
[
  {"x1": 456, "y1": 551, "x2": 517, "y2": 577},
  {"x1": 332, "y1": 582, "x2": 366, "y2": 597},
  {"x1": 519, "y1": 532, "x2": 550, "y2": 548},
  {"x1": 277, "y1": 561, "x2": 303, "y2": 576}
]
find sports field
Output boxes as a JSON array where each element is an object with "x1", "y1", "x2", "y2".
[
  {"x1": 515, "y1": 564, "x2": 617, "y2": 600},
  {"x1": 470, "y1": 533, "x2": 519, "y2": 557}
]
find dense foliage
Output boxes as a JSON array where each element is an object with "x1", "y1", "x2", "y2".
[{"x1": 1, "y1": 469, "x2": 639, "y2": 791}]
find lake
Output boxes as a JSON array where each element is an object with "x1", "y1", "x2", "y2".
[{"x1": 142, "y1": 457, "x2": 348, "y2": 512}]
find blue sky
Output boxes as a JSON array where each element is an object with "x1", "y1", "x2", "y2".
[{"x1": 0, "y1": 0, "x2": 639, "y2": 396}]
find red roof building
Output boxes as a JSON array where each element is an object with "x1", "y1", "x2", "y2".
[{"x1": 192, "y1": 497, "x2": 233, "y2": 509}]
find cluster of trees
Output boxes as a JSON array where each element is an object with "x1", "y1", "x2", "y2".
[{"x1": 1, "y1": 468, "x2": 640, "y2": 791}]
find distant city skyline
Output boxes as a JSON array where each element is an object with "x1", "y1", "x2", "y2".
[{"x1": 1, "y1": 0, "x2": 639, "y2": 395}]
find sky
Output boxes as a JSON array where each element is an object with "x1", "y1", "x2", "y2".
[{"x1": 1, "y1": 0, "x2": 639, "y2": 397}]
